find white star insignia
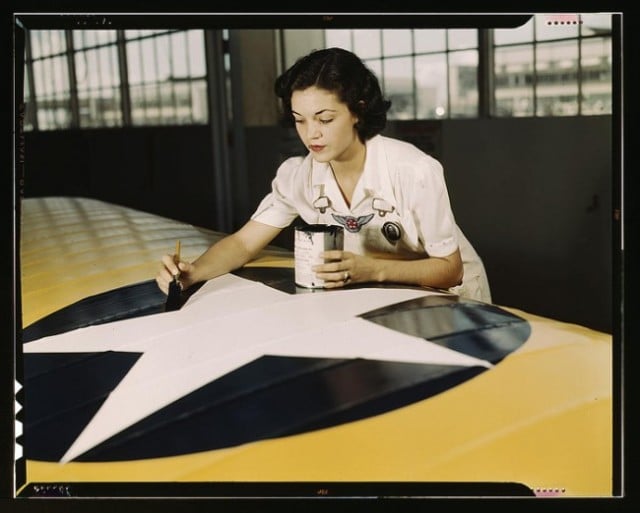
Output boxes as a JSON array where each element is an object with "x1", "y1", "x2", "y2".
[{"x1": 24, "y1": 274, "x2": 491, "y2": 462}]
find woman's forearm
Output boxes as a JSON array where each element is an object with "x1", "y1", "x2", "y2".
[
  {"x1": 190, "y1": 220, "x2": 283, "y2": 284},
  {"x1": 373, "y1": 253, "x2": 463, "y2": 290},
  {"x1": 189, "y1": 235, "x2": 254, "y2": 284}
]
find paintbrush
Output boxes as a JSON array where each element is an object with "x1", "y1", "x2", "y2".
[{"x1": 165, "y1": 239, "x2": 182, "y2": 312}]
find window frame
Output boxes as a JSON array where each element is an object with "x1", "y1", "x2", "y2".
[
  {"x1": 23, "y1": 28, "x2": 211, "y2": 132},
  {"x1": 324, "y1": 17, "x2": 613, "y2": 120}
]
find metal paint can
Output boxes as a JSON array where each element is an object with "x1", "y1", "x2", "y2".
[{"x1": 294, "y1": 224, "x2": 344, "y2": 288}]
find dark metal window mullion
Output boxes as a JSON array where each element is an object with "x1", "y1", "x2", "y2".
[
  {"x1": 204, "y1": 29, "x2": 234, "y2": 231},
  {"x1": 64, "y1": 30, "x2": 79, "y2": 129},
  {"x1": 532, "y1": 18, "x2": 539, "y2": 117},
  {"x1": 116, "y1": 30, "x2": 132, "y2": 126},
  {"x1": 445, "y1": 31, "x2": 451, "y2": 119},
  {"x1": 151, "y1": 35, "x2": 163, "y2": 124},
  {"x1": 95, "y1": 36, "x2": 107, "y2": 126},
  {"x1": 577, "y1": 26, "x2": 583, "y2": 115},
  {"x1": 227, "y1": 29, "x2": 249, "y2": 228},
  {"x1": 478, "y1": 28, "x2": 494, "y2": 118},
  {"x1": 411, "y1": 29, "x2": 417, "y2": 119},
  {"x1": 379, "y1": 29, "x2": 385, "y2": 97},
  {"x1": 42, "y1": 34, "x2": 55, "y2": 129},
  {"x1": 42, "y1": 32, "x2": 53, "y2": 128},
  {"x1": 136, "y1": 37, "x2": 148, "y2": 123},
  {"x1": 24, "y1": 30, "x2": 39, "y2": 131},
  {"x1": 167, "y1": 33, "x2": 178, "y2": 123},
  {"x1": 184, "y1": 31, "x2": 194, "y2": 123}
]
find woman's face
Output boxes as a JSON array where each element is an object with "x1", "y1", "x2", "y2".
[{"x1": 291, "y1": 86, "x2": 360, "y2": 163}]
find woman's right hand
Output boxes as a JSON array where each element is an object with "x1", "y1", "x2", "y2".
[{"x1": 156, "y1": 254, "x2": 195, "y2": 295}]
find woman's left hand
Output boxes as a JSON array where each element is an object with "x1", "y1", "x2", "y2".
[{"x1": 312, "y1": 250, "x2": 377, "y2": 288}]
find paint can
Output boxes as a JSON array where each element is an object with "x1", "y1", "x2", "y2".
[{"x1": 294, "y1": 224, "x2": 344, "y2": 288}]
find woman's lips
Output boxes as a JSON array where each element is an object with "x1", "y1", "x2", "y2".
[{"x1": 309, "y1": 145, "x2": 325, "y2": 152}]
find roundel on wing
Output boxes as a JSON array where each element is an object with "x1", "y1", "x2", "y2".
[{"x1": 21, "y1": 268, "x2": 530, "y2": 462}]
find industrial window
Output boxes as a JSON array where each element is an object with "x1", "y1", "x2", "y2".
[
  {"x1": 493, "y1": 13, "x2": 612, "y2": 116},
  {"x1": 325, "y1": 28, "x2": 479, "y2": 119},
  {"x1": 73, "y1": 30, "x2": 122, "y2": 127},
  {"x1": 325, "y1": 13, "x2": 612, "y2": 119},
  {"x1": 125, "y1": 29, "x2": 208, "y2": 126},
  {"x1": 24, "y1": 30, "x2": 73, "y2": 130},
  {"x1": 22, "y1": 29, "x2": 209, "y2": 131}
]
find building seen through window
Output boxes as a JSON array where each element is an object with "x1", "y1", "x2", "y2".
[
  {"x1": 22, "y1": 29, "x2": 209, "y2": 131},
  {"x1": 326, "y1": 13, "x2": 612, "y2": 119},
  {"x1": 125, "y1": 30, "x2": 208, "y2": 126},
  {"x1": 493, "y1": 13, "x2": 612, "y2": 117},
  {"x1": 20, "y1": 14, "x2": 613, "y2": 132},
  {"x1": 325, "y1": 27, "x2": 479, "y2": 120},
  {"x1": 73, "y1": 30, "x2": 121, "y2": 127}
]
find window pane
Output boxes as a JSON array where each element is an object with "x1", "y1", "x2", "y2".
[
  {"x1": 37, "y1": 94, "x2": 71, "y2": 130},
  {"x1": 26, "y1": 28, "x2": 211, "y2": 130},
  {"x1": 325, "y1": 29, "x2": 351, "y2": 50},
  {"x1": 96, "y1": 30, "x2": 117, "y2": 45},
  {"x1": 449, "y1": 50, "x2": 478, "y2": 118},
  {"x1": 536, "y1": 40, "x2": 579, "y2": 116},
  {"x1": 494, "y1": 16, "x2": 534, "y2": 45},
  {"x1": 353, "y1": 29, "x2": 381, "y2": 59},
  {"x1": 494, "y1": 45, "x2": 534, "y2": 117},
  {"x1": 75, "y1": 39, "x2": 122, "y2": 128},
  {"x1": 155, "y1": 35, "x2": 172, "y2": 82},
  {"x1": 32, "y1": 60, "x2": 48, "y2": 97},
  {"x1": 51, "y1": 55, "x2": 69, "y2": 93},
  {"x1": 78, "y1": 87, "x2": 122, "y2": 127},
  {"x1": 130, "y1": 84, "x2": 147, "y2": 124},
  {"x1": 447, "y1": 29, "x2": 477, "y2": 50},
  {"x1": 581, "y1": 37, "x2": 612, "y2": 115},
  {"x1": 86, "y1": 50, "x2": 99, "y2": 89},
  {"x1": 73, "y1": 30, "x2": 95, "y2": 50},
  {"x1": 187, "y1": 30, "x2": 206, "y2": 77},
  {"x1": 159, "y1": 81, "x2": 177, "y2": 122},
  {"x1": 126, "y1": 40, "x2": 143, "y2": 85},
  {"x1": 73, "y1": 30, "x2": 117, "y2": 49},
  {"x1": 382, "y1": 29, "x2": 412, "y2": 56},
  {"x1": 31, "y1": 30, "x2": 66, "y2": 58},
  {"x1": 170, "y1": 31, "x2": 189, "y2": 78},
  {"x1": 384, "y1": 57, "x2": 414, "y2": 119},
  {"x1": 415, "y1": 54, "x2": 447, "y2": 118},
  {"x1": 132, "y1": 83, "x2": 161, "y2": 125},
  {"x1": 30, "y1": 31, "x2": 44, "y2": 59},
  {"x1": 191, "y1": 80, "x2": 208, "y2": 123},
  {"x1": 75, "y1": 46, "x2": 120, "y2": 90},
  {"x1": 140, "y1": 38, "x2": 158, "y2": 82},
  {"x1": 126, "y1": 30, "x2": 208, "y2": 126},
  {"x1": 98, "y1": 46, "x2": 118, "y2": 88},
  {"x1": 581, "y1": 14, "x2": 612, "y2": 36},
  {"x1": 32, "y1": 56, "x2": 70, "y2": 99},
  {"x1": 414, "y1": 29, "x2": 446, "y2": 53}
]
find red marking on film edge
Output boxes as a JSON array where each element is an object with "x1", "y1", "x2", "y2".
[
  {"x1": 534, "y1": 487, "x2": 566, "y2": 497},
  {"x1": 543, "y1": 14, "x2": 583, "y2": 25}
]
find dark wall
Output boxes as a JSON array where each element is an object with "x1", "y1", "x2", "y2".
[
  {"x1": 22, "y1": 126, "x2": 218, "y2": 229},
  {"x1": 439, "y1": 116, "x2": 614, "y2": 333},
  {"x1": 384, "y1": 116, "x2": 614, "y2": 332},
  {"x1": 21, "y1": 116, "x2": 616, "y2": 332}
]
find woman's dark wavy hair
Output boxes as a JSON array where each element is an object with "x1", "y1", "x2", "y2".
[{"x1": 274, "y1": 47, "x2": 391, "y2": 142}]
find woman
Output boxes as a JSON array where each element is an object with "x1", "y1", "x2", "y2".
[{"x1": 156, "y1": 47, "x2": 491, "y2": 303}]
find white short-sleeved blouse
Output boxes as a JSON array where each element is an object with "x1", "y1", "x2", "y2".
[{"x1": 252, "y1": 135, "x2": 491, "y2": 302}]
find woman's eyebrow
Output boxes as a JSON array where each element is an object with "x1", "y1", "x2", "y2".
[{"x1": 291, "y1": 108, "x2": 338, "y2": 116}]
